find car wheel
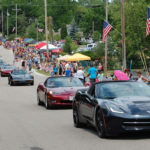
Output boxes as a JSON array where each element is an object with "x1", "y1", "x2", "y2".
[
  {"x1": 45, "y1": 95, "x2": 52, "y2": 109},
  {"x1": 37, "y1": 93, "x2": 42, "y2": 105},
  {"x1": 10, "y1": 80, "x2": 14, "y2": 86},
  {"x1": 96, "y1": 109, "x2": 106, "y2": 138},
  {"x1": 31, "y1": 81, "x2": 34, "y2": 86},
  {"x1": 73, "y1": 106, "x2": 82, "y2": 128}
]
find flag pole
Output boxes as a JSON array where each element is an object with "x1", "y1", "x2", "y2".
[{"x1": 104, "y1": 0, "x2": 108, "y2": 73}]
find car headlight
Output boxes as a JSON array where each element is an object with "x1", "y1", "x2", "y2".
[
  {"x1": 49, "y1": 91, "x2": 53, "y2": 95},
  {"x1": 107, "y1": 104, "x2": 124, "y2": 114}
]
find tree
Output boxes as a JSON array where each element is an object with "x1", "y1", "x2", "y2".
[
  {"x1": 75, "y1": 32, "x2": 81, "y2": 42},
  {"x1": 109, "y1": 0, "x2": 150, "y2": 68},
  {"x1": 64, "y1": 36, "x2": 72, "y2": 54},
  {"x1": 93, "y1": 31, "x2": 100, "y2": 42},
  {"x1": 69, "y1": 19, "x2": 78, "y2": 40},
  {"x1": 61, "y1": 24, "x2": 67, "y2": 40},
  {"x1": 75, "y1": 5, "x2": 105, "y2": 37},
  {"x1": 64, "y1": 36, "x2": 79, "y2": 54}
]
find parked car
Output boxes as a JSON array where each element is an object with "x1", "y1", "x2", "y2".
[
  {"x1": 87, "y1": 43, "x2": 97, "y2": 50},
  {"x1": 37, "y1": 76, "x2": 85, "y2": 109},
  {"x1": 77, "y1": 46, "x2": 88, "y2": 52},
  {"x1": 8, "y1": 69, "x2": 34, "y2": 86},
  {"x1": 73, "y1": 81, "x2": 150, "y2": 138}
]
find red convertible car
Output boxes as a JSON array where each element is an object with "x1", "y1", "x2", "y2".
[{"x1": 37, "y1": 76, "x2": 85, "y2": 109}]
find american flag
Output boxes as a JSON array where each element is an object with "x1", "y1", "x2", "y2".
[
  {"x1": 102, "y1": 20, "x2": 112, "y2": 42},
  {"x1": 38, "y1": 28, "x2": 43, "y2": 32},
  {"x1": 146, "y1": 7, "x2": 150, "y2": 37},
  {"x1": 12, "y1": 27, "x2": 15, "y2": 32}
]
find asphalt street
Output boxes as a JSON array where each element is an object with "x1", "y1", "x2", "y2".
[{"x1": 0, "y1": 47, "x2": 150, "y2": 150}]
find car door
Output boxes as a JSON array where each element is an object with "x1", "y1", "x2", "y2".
[{"x1": 80, "y1": 85, "x2": 96, "y2": 121}]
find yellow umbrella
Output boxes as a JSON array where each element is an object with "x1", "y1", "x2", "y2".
[{"x1": 66, "y1": 53, "x2": 91, "y2": 61}]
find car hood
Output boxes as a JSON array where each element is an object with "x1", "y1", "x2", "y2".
[
  {"x1": 48, "y1": 86, "x2": 86, "y2": 95},
  {"x1": 106, "y1": 96, "x2": 150, "y2": 115},
  {"x1": 1, "y1": 69, "x2": 12, "y2": 72}
]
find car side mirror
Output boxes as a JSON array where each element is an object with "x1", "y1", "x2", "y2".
[{"x1": 91, "y1": 97, "x2": 98, "y2": 104}]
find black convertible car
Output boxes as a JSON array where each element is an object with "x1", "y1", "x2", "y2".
[
  {"x1": 73, "y1": 81, "x2": 150, "y2": 138},
  {"x1": 8, "y1": 69, "x2": 34, "y2": 86}
]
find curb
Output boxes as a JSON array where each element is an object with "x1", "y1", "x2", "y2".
[{"x1": 32, "y1": 69, "x2": 49, "y2": 77}]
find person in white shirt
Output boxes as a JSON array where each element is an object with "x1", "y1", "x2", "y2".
[
  {"x1": 76, "y1": 66, "x2": 84, "y2": 83},
  {"x1": 136, "y1": 71, "x2": 148, "y2": 83},
  {"x1": 65, "y1": 62, "x2": 69, "y2": 71}
]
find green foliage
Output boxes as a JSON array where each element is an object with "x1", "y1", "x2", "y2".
[
  {"x1": 64, "y1": 36, "x2": 72, "y2": 54},
  {"x1": 75, "y1": 5, "x2": 105, "y2": 37},
  {"x1": 61, "y1": 24, "x2": 68, "y2": 40},
  {"x1": 64, "y1": 36, "x2": 79, "y2": 54},
  {"x1": 54, "y1": 34, "x2": 61, "y2": 41},
  {"x1": 26, "y1": 24, "x2": 37, "y2": 39},
  {"x1": 110, "y1": 0, "x2": 150, "y2": 69},
  {"x1": 80, "y1": 51, "x2": 97, "y2": 61},
  {"x1": 93, "y1": 31, "x2": 100, "y2": 42},
  {"x1": 69, "y1": 19, "x2": 78, "y2": 40},
  {"x1": 75, "y1": 32, "x2": 81, "y2": 42}
]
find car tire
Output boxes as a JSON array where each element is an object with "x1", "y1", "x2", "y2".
[
  {"x1": 37, "y1": 93, "x2": 42, "y2": 105},
  {"x1": 45, "y1": 95, "x2": 52, "y2": 109},
  {"x1": 31, "y1": 81, "x2": 34, "y2": 86},
  {"x1": 10, "y1": 80, "x2": 14, "y2": 86},
  {"x1": 96, "y1": 109, "x2": 106, "y2": 138},
  {"x1": 73, "y1": 106, "x2": 82, "y2": 128}
]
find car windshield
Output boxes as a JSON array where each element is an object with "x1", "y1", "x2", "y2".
[
  {"x1": 96, "y1": 82, "x2": 150, "y2": 99},
  {"x1": 12, "y1": 70, "x2": 27, "y2": 75},
  {"x1": 88, "y1": 45, "x2": 93, "y2": 47},
  {"x1": 2, "y1": 66, "x2": 14, "y2": 70},
  {"x1": 46, "y1": 77, "x2": 83, "y2": 88}
]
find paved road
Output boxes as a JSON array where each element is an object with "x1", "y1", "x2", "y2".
[{"x1": 0, "y1": 47, "x2": 150, "y2": 150}]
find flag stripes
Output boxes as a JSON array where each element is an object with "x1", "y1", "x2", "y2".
[
  {"x1": 102, "y1": 21, "x2": 112, "y2": 42},
  {"x1": 146, "y1": 7, "x2": 150, "y2": 37}
]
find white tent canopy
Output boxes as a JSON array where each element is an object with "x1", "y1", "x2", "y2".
[
  {"x1": 40, "y1": 44, "x2": 59, "y2": 50},
  {"x1": 57, "y1": 55, "x2": 71, "y2": 61}
]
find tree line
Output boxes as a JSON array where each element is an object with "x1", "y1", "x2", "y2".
[{"x1": 0, "y1": 0, "x2": 150, "y2": 69}]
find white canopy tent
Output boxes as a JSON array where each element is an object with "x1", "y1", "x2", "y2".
[
  {"x1": 40, "y1": 44, "x2": 59, "y2": 50},
  {"x1": 57, "y1": 55, "x2": 71, "y2": 62}
]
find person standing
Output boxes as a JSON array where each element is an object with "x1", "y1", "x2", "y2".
[
  {"x1": 22, "y1": 58, "x2": 27, "y2": 70},
  {"x1": 76, "y1": 66, "x2": 84, "y2": 83},
  {"x1": 87, "y1": 64, "x2": 98, "y2": 84},
  {"x1": 58, "y1": 62, "x2": 64, "y2": 76},
  {"x1": 65, "y1": 67, "x2": 71, "y2": 77},
  {"x1": 28, "y1": 58, "x2": 32, "y2": 71},
  {"x1": 54, "y1": 64, "x2": 58, "y2": 76}
]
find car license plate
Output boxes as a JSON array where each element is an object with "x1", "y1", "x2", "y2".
[{"x1": 69, "y1": 96, "x2": 74, "y2": 101}]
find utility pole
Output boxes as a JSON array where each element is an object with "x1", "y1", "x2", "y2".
[
  {"x1": 44, "y1": 0, "x2": 49, "y2": 56},
  {"x1": 47, "y1": 16, "x2": 53, "y2": 44},
  {"x1": 92, "y1": 21, "x2": 95, "y2": 35},
  {"x1": 2, "y1": 10, "x2": 3, "y2": 36},
  {"x1": 7, "y1": 9, "x2": 9, "y2": 38},
  {"x1": 121, "y1": 0, "x2": 126, "y2": 70},
  {"x1": 37, "y1": 22, "x2": 39, "y2": 42},
  {"x1": 12, "y1": 4, "x2": 21, "y2": 39},
  {"x1": 104, "y1": 0, "x2": 108, "y2": 72}
]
